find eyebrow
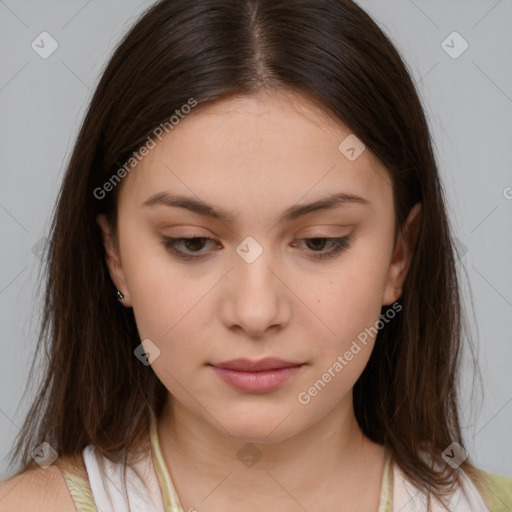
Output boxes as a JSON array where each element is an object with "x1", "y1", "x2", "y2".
[{"x1": 142, "y1": 191, "x2": 369, "y2": 224}]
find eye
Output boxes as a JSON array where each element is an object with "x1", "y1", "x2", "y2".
[
  {"x1": 160, "y1": 235, "x2": 351, "y2": 261},
  {"x1": 292, "y1": 237, "x2": 351, "y2": 260},
  {"x1": 161, "y1": 236, "x2": 218, "y2": 261}
]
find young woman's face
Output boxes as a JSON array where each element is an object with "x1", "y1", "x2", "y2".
[{"x1": 98, "y1": 90, "x2": 419, "y2": 442}]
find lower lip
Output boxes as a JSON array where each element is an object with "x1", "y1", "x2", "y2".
[{"x1": 210, "y1": 365, "x2": 304, "y2": 393}]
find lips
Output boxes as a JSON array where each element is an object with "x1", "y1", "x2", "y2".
[
  {"x1": 210, "y1": 357, "x2": 303, "y2": 372},
  {"x1": 209, "y1": 357, "x2": 305, "y2": 393}
]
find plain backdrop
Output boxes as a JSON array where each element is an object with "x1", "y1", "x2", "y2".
[{"x1": 0, "y1": 0, "x2": 511, "y2": 479}]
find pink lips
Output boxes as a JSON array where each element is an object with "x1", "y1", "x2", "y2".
[{"x1": 209, "y1": 357, "x2": 304, "y2": 393}]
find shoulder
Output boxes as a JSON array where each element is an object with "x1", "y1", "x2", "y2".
[
  {"x1": 0, "y1": 460, "x2": 77, "y2": 512},
  {"x1": 469, "y1": 468, "x2": 512, "y2": 511}
]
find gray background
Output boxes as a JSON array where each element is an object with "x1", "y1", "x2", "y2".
[{"x1": 0, "y1": 0, "x2": 511, "y2": 479}]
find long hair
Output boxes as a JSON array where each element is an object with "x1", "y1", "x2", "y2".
[{"x1": 9, "y1": 0, "x2": 481, "y2": 503}]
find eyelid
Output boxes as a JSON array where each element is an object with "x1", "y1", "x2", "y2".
[{"x1": 302, "y1": 230, "x2": 348, "y2": 238}]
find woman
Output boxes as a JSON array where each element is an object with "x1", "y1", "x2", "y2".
[{"x1": 1, "y1": 0, "x2": 511, "y2": 510}]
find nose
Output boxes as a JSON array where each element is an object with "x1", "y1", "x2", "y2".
[{"x1": 220, "y1": 247, "x2": 291, "y2": 338}]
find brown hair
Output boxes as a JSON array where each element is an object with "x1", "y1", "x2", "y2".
[{"x1": 9, "y1": 0, "x2": 482, "y2": 505}]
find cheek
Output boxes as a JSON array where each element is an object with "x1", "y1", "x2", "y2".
[
  {"x1": 129, "y1": 268, "x2": 211, "y2": 351},
  {"x1": 295, "y1": 256, "x2": 389, "y2": 353},
  {"x1": 294, "y1": 271, "x2": 386, "y2": 410},
  {"x1": 119, "y1": 225, "x2": 199, "y2": 334},
  {"x1": 121, "y1": 237, "x2": 218, "y2": 382},
  {"x1": 127, "y1": 258, "x2": 211, "y2": 398}
]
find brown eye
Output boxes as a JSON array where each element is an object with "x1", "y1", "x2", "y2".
[
  {"x1": 304, "y1": 238, "x2": 329, "y2": 251},
  {"x1": 295, "y1": 237, "x2": 351, "y2": 260},
  {"x1": 161, "y1": 236, "x2": 218, "y2": 260},
  {"x1": 182, "y1": 238, "x2": 208, "y2": 251}
]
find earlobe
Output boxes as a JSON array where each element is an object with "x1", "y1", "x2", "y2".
[
  {"x1": 96, "y1": 214, "x2": 131, "y2": 307},
  {"x1": 382, "y1": 202, "x2": 422, "y2": 306}
]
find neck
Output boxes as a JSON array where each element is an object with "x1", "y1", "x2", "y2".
[{"x1": 156, "y1": 392, "x2": 386, "y2": 511}]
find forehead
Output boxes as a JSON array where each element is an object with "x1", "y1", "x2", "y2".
[{"x1": 118, "y1": 90, "x2": 392, "y2": 218}]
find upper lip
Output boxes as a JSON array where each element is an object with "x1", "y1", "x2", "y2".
[{"x1": 210, "y1": 357, "x2": 303, "y2": 372}]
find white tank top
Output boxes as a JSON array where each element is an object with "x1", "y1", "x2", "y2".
[{"x1": 82, "y1": 444, "x2": 166, "y2": 511}]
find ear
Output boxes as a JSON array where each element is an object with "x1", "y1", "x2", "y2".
[
  {"x1": 96, "y1": 214, "x2": 132, "y2": 307},
  {"x1": 382, "y1": 202, "x2": 422, "y2": 306}
]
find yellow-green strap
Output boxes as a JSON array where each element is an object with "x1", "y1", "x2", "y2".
[
  {"x1": 149, "y1": 410, "x2": 185, "y2": 511},
  {"x1": 474, "y1": 470, "x2": 512, "y2": 512},
  {"x1": 377, "y1": 448, "x2": 394, "y2": 512},
  {"x1": 56, "y1": 454, "x2": 98, "y2": 512}
]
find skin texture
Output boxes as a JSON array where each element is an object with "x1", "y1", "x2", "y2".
[
  {"x1": 0, "y1": 462, "x2": 77, "y2": 511},
  {"x1": 97, "y1": 89, "x2": 421, "y2": 511}
]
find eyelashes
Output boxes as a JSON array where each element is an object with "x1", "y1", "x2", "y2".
[
  {"x1": 161, "y1": 236, "x2": 219, "y2": 261},
  {"x1": 294, "y1": 237, "x2": 351, "y2": 259},
  {"x1": 160, "y1": 236, "x2": 351, "y2": 262}
]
